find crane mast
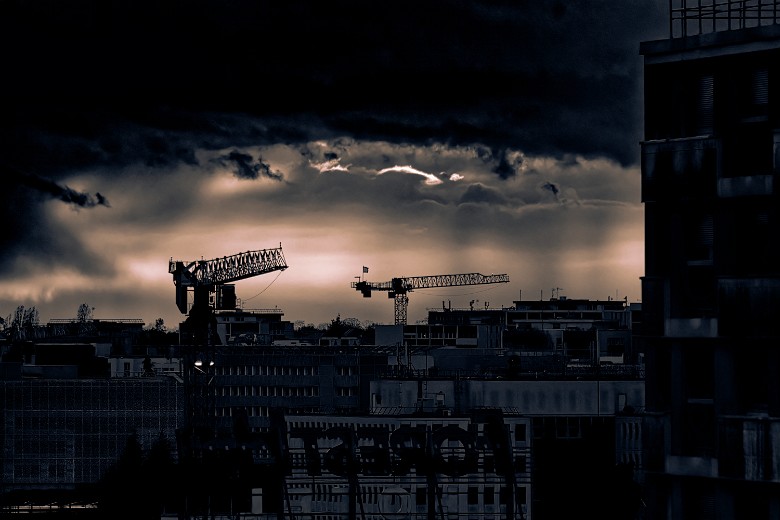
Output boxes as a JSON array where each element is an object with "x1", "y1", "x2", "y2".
[
  {"x1": 170, "y1": 244, "x2": 287, "y2": 456},
  {"x1": 352, "y1": 272, "x2": 509, "y2": 325}
]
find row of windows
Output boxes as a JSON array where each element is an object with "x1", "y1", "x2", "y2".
[
  {"x1": 218, "y1": 386, "x2": 321, "y2": 397},
  {"x1": 336, "y1": 387, "x2": 358, "y2": 397},
  {"x1": 417, "y1": 485, "x2": 527, "y2": 506},
  {"x1": 1, "y1": 390, "x2": 181, "y2": 410},
  {"x1": 646, "y1": 64, "x2": 770, "y2": 141},
  {"x1": 5, "y1": 409, "x2": 180, "y2": 435},
  {"x1": 216, "y1": 385, "x2": 362, "y2": 398},
  {"x1": 284, "y1": 420, "x2": 529, "y2": 442},
  {"x1": 405, "y1": 332, "x2": 460, "y2": 339},
  {"x1": 283, "y1": 482, "x2": 528, "y2": 507},
  {"x1": 12, "y1": 444, "x2": 137, "y2": 459},
  {"x1": 216, "y1": 406, "x2": 320, "y2": 417},
  {"x1": 621, "y1": 421, "x2": 642, "y2": 442},
  {"x1": 285, "y1": 452, "x2": 528, "y2": 474},
  {"x1": 216, "y1": 365, "x2": 321, "y2": 376}
]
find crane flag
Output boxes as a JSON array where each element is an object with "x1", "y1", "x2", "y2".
[{"x1": 363, "y1": 266, "x2": 369, "y2": 273}]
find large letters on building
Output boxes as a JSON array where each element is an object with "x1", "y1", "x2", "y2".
[{"x1": 285, "y1": 417, "x2": 520, "y2": 478}]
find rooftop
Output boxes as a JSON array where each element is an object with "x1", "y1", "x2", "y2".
[{"x1": 669, "y1": 0, "x2": 779, "y2": 38}]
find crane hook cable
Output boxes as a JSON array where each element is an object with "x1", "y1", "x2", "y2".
[{"x1": 242, "y1": 269, "x2": 285, "y2": 302}]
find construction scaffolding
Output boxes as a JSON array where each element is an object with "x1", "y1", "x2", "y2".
[{"x1": 1, "y1": 378, "x2": 183, "y2": 490}]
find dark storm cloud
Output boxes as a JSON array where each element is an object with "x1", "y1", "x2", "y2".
[
  {"x1": 20, "y1": 173, "x2": 110, "y2": 208},
  {"x1": 542, "y1": 182, "x2": 560, "y2": 197},
  {"x1": 0, "y1": 109, "x2": 320, "y2": 268},
  {"x1": 0, "y1": 192, "x2": 113, "y2": 280},
  {"x1": 218, "y1": 150, "x2": 284, "y2": 181},
  {"x1": 2, "y1": 1, "x2": 666, "y2": 168},
  {"x1": 0, "y1": 166, "x2": 113, "y2": 279},
  {"x1": 492, "y1": 149, "x2": 525, "y2": 180},
  {"x1": 458, "y1": 184, "x2": 509, "y2": 206}
]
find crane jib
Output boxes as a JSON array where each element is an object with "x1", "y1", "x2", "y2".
[
  {"x1": 351, "y1": 273, "x2": 510, "y2": 293},
  {"x1": 351, "y1": 272, "x2": 510, "y2": 325},
  {"x1": 173, "y1": 247, "x2": 287, "y2": 287},
  {"x1": 170, "y1": 246, "x2": 288, "y2": 315}
]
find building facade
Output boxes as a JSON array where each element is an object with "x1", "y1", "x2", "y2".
[
  {"x1": 0, "y1": 376, "x2": 183, "y2": 493},
  {"x1": 394, "y1": 298, "x2": 640, "y2": 373},
  {"x1": 640, "y1": 2, "x2": 780, "y2": 518},
  {"x1": 212, "y1": 308, "x2": 294, "y2": 346},
  {"x1": 186, "y1": 346, "x2": 390, "y2": 437},
  {"x1": 278, "y1": 413, "x2": 533, "y2": 520},
  {"x1": 370, "y1": 374, "x2": 644, "y2": 519}
]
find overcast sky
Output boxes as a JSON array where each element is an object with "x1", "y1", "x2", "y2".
[{"x1": 1, "y1": 1, "x2": 668, "y2": 329}]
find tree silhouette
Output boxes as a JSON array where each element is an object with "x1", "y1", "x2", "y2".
[
  {"x1": 76, "y1": 302, "x2": 95, "y2": 336},
  {"x1": 142, "y1": 356, "x2": 154, "y2": 376},
  {"x1": 144, "y1": 431, "x2": 176, "y2": 516},
  {"x1": 153, "y1": 318, "x2": 166, "y2": 332},
  {"x1": 325, "y1": 314, "x2": 347, "y2": 337},
  {"x1": 136, "y1": 318, "x2": 178, "y2": 349},
  {"x1": 98, "y1": 432, "x2": 159, "y2": 519},
  {"x1": 4, "y1": 305, "x2": 40, "y2": 341}
]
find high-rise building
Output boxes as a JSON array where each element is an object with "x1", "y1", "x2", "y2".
[{"x1": 640, "y1": 2, "x2": 780, "y2": 518}]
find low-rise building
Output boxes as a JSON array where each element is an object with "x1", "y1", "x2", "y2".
[
  {"x1": 0, "y1": 343, "x2": 184, "y2": 503},
  {"x1": 369, "y1": 366, "x2": 644, "y2": 519}
]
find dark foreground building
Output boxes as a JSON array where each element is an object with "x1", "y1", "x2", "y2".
[
  {"x1": 640, "y1": 2, "x2": 780, "y2": 518},
  {"x1": 0, "y1": 346, "x2": 184, "y2": 513}
]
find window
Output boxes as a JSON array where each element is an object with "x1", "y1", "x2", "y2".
[
  {"x1": 697, "y1": 74, "x2": 713, "y2": 134},
  {"x1": 467, "y1": 487, "x2": 478, "y2": 505},
  {"x1": 680, "y1": 265, "x2": 716, "y2": 316},
  {"x1": 607, "y1": 337, "x2": 626, "y2": 356},
  {"x1": 752, "y1": 68, "x2": 769, "y2": 106},
  {"x1": 683, "y1": 213, "x2": 713, "y2": 263},
  {"x1": 514, "y1": 424, "x2": 526, "y2": 443},
  {"x1": 730, "y1": 206, "x2": 773, "y2": 274},
  {"x1": 517, "y1": 486, "x2": 526, "y2": 505},
  {"x1": 484, "y1": 486, "x2": 494, "y2": 505}
]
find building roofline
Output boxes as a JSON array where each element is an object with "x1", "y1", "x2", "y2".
[{"x1": 641, "y1": 23, "x2": 780, "y2": 63}]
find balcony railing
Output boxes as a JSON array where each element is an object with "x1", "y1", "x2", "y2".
[{"x1": 670, "y1": 0, "x2": 780, "y2": 38}]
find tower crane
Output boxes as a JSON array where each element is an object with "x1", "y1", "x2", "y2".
[
  {"x1": 170, "y1": 244, "x2": 288, "y2": 314},
  {"x1": 352, "y1": 272, "x2": 509, "y2": 325},
  {"x1": 169, "y1": 244, "x2": 287, "y2": 450}
]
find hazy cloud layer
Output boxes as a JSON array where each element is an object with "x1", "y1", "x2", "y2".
[{"x1": 1, "y1": 138, "x2": 643, "y2": 326}]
